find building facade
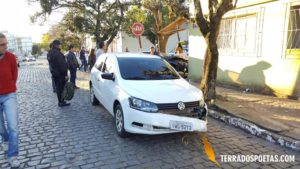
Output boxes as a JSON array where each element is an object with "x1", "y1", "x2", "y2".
[
  {"x1": 17, "y1": 37, "x2": 33, "y2": 54},
  {"x1": 189, "y1": 0, "x2": 300, "y2": 98}
]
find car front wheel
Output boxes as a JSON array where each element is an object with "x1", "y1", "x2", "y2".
[
  {"x1": 90, "y1": 84, "x2": 99, "y2": 105},
  {"x1": 114, "y1": 104, "x2": 128, "y2": 137}
]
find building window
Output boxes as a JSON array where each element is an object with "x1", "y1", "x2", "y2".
[
  {"x1": 217, "y1": 14, "x2": 258, "y2": 57},
  {"x1": 287, "y1": 6, "x2": 300, "y2": 50}
]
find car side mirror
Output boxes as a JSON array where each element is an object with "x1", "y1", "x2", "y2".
[{"x1": 102, "y1": 73, "x2": 115, "y2": 81}]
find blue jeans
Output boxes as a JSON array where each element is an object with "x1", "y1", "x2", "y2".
[
  {"x1": 69, "y1": 67, "x2": 77, "y2": 86},
  {"x1": 0, "y1": 93, "x2": 19, "y2": 157}
]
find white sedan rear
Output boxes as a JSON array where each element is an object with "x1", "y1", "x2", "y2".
[{"x1": 90, "y1": 53, "x2": 207, "y2": 137}]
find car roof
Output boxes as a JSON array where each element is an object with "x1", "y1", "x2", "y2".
[{"x1": 111, "y1": 52, "x2": 161, "y2": 59}]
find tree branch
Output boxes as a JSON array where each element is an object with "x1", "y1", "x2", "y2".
[
  {"x1": 216, "y1": 0, "x2": 238, "y2": 20},
  {"x1": 193, "y1": 0, "x2": 210, "y2": 37}
]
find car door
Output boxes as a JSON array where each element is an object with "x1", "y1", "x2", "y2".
[
  {"x1": 100, "y1": 56, "x2": 117, "y2": 114},
  {"x1": 91, "y1": 55, "x2": 107, "y2": 103}
]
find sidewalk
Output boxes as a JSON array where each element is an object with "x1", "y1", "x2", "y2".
[{"x1": 192, "y1": 82, "x2": 300, "y2": 151}]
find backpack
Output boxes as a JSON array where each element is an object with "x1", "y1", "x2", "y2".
[{"x1": 62, "y1": 82, "x2": 75, "y2": 101}]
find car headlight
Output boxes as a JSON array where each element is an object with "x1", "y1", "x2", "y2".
[
  {"x1": 190, "y1": 99, "x2": 207, "y2": 120},
  {"x1": 128, "y1": 97, "x2": 158, "y2": 113}
]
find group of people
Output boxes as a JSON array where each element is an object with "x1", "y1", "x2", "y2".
[
  {"x1": 47, "y1": 40, "x2": 106, "y2": 107},
  {"x1": 143, "y1": 43, "x2": 187, "y2": 59},
  {"x1": 0, "y1": 34, "x2": 106, "y2": 167},
  {"x1": 0, "y1": 35, "x2": 185, "y2": 167}
]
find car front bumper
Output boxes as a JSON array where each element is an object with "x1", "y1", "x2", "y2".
[{"x1": 123, "y1": 105, "x2": 207, "y2": 135}]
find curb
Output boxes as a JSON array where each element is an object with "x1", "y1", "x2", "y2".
[{"x1": 208, "y1": 106, "x2": 300, "y2": 152}]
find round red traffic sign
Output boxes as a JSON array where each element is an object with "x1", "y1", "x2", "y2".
[{"x1": 131, "y1": 22, "x2": 144, "y2": 36}]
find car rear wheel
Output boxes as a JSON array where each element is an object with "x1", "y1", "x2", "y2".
[
  {"x1": 114, "y1": 104, "x2": 128, "y2": 137},
  {"x1": 90, "y1": 84, "x2": 99, "y2": 105}
]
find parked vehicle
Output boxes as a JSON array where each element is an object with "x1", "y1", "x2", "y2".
[
  {"x1": 164, "y1": 56, "x2": 188, "y2": 78},
  {"x1": 141, "y1": 51, "x2": 188, "y2": 76},
  {"x1": 28, "y1": 56, "x2": 36, "y2": 62},
  {"x1": 90, "y1": 53, "x2": 207, "y2": 137}
]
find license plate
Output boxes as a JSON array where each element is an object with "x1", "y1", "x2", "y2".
[{"x1": 170, "y1": 121, "x2": 193, "y2": 131}]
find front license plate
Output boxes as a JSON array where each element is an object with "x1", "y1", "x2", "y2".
[{"x1": 170, "y1": 121, "x2": 193, "y2": 131}]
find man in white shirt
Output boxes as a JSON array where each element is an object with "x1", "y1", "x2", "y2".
[{"x1": 96, "y1": 41, "x2": 105, "y2": 60}]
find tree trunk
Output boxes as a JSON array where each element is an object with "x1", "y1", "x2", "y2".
[
  {"x1": 158, "y1": 34, "x2": 170, "y2": 55},
  {"x1": 200, "y1": 33, "x2": 219, "y2": 104}
]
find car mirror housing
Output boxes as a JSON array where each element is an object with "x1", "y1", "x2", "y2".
[{"x1": 102, "y1": 73, "x2": 115, "y2": 81}]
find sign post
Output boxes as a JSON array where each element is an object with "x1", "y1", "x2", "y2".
[{"x1": 131, "y1": 22, "x2": 144, "y2": 52}]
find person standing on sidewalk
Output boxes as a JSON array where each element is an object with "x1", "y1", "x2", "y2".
[
  {"x1": 88, "y1": 48, "x2": 96, "y2": 71},
  {"x1": 0, "y1": 33, "x2": 20, "y2": 167},
  {"x1": 47, "y1": 40, "x2": 70, "y2": 107},
  {"x1": 96, "y1": 41, "x2": 105, "y2": 60},
  {"x1": 47, "y1": 43, "x2": 56, "y2": 93},
  {"x1": 66, "y1": 45, "x2": 79, "y2": 89},
  {"x1": 79, "y1": 47, "x2": 87, "y2": 72}
]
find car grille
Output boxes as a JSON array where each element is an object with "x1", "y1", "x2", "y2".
[
  {"x1": 159, "y1": 108, "x2": 202, "y2": 119},
  {"x1": 156, "y1": 101, "x2": 199, "y2": 110}
]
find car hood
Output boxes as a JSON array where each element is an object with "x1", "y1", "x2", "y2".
[{"x1": 120, "y1": 79, "x2": 203, "y2": 103}]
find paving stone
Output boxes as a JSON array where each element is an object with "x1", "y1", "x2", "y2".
[{"x1": 36, "y1": 163, "x2": 51, "y2": 169}]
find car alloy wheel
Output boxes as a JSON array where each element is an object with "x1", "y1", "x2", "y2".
[
  {"x1": 114, "y1": 104, "x2": 128, "y2": 137},
  {"x1": 115, "y1": 109, "x2": 123, "y2": 132},
  {"x1": 90, "y1": 85, "x2": 99, "y2": 105}
]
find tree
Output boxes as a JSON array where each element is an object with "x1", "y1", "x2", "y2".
[
  {"x1": 123, "y1": 6, "x2": 157, "y2": 44},
  {"x1": 193, "y1": 0, "x2": 238, "y2": 103},
  {"x1": 39, "y1": 34, "x2": 51, "y2": 52},
  {"x1": 142, "y1": 0, "x2": 188, "y2": 54},
  {"x1": 31, "y1": 44, "x2": 41, "y2": 57},
  {"x1": 38, "y1": 19, "x2": 83, "y2": 52},
  {"x1": 47, "y1": 22, "x2": 82, "y2": 51},
  {"x1": 142, "y1": 0, "x2": 170, "y2": 54},
  {"x1": 29, "y1": 0, "x2": 137, "y2": 47}
]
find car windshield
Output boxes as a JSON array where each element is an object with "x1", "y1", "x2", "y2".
[{"x1": 117, "y1": 57, "x2": 180, "y2": 80}]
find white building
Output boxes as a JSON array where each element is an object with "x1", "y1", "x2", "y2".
[
  {"x1": 189, "y1": 0, "x2": 300, "y2": 98},
  {"x1": 17, "y1": 37, "x2": 33, "y2": 54},
  {"x1": 109, "y1": 32, "x2": 154, "y2": 53}
]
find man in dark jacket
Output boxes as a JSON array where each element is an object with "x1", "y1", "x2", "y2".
[
  {"x1": 47, "y1": 40, "x2": 70, "y2": 107},
  {"x1": 66, "y1": 45, "x2": 79, "y2": 89},
  {"x1": 47, "y1": 43, "x2": 56, "y2": 93}
]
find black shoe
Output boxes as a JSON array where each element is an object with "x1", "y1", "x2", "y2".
[
  {"x1": 75, "y1": 86, "x2": 80, "y2": 89},
  {"x1": 58, "y1": 102, "x2": 71, "y2": 107}
]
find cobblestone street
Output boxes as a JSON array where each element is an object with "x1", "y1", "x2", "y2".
[{"x1": 0, "y1": 60, "x2": 299, "y2": 169}]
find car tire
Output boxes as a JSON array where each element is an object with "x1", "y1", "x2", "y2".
[
  {"x1": 90, "y1": 84, "x2": 99, "y2": 105},
  {"x1": 114, "y1": 104, "x2": 128, "y2": 138}
]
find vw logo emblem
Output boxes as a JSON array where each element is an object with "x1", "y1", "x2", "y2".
[{"x1": 178, "y1": 101, "x2": 185, "y2": 110}]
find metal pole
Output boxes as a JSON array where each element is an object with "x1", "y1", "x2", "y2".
[
  {"x1": 176, "y1": 24, "x2": 181, "y2": 42},
  {"x1": 138, "y1": 36, "x2": 142, "y2": 52}
]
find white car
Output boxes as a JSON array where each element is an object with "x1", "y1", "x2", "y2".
[{"x1": 90, "y1": 53, "x2": 207, "y2": 137}]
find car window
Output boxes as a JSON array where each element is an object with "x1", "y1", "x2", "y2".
[
  {"x1": 95, "y1": 56, "x2": 107, "y2": 71},
  {"x1": 103, "y1": 56, "x2": 115, "y2": 73},
  {"x1": 117, "y1": 57, "x2": 180, "y2": 80}
]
